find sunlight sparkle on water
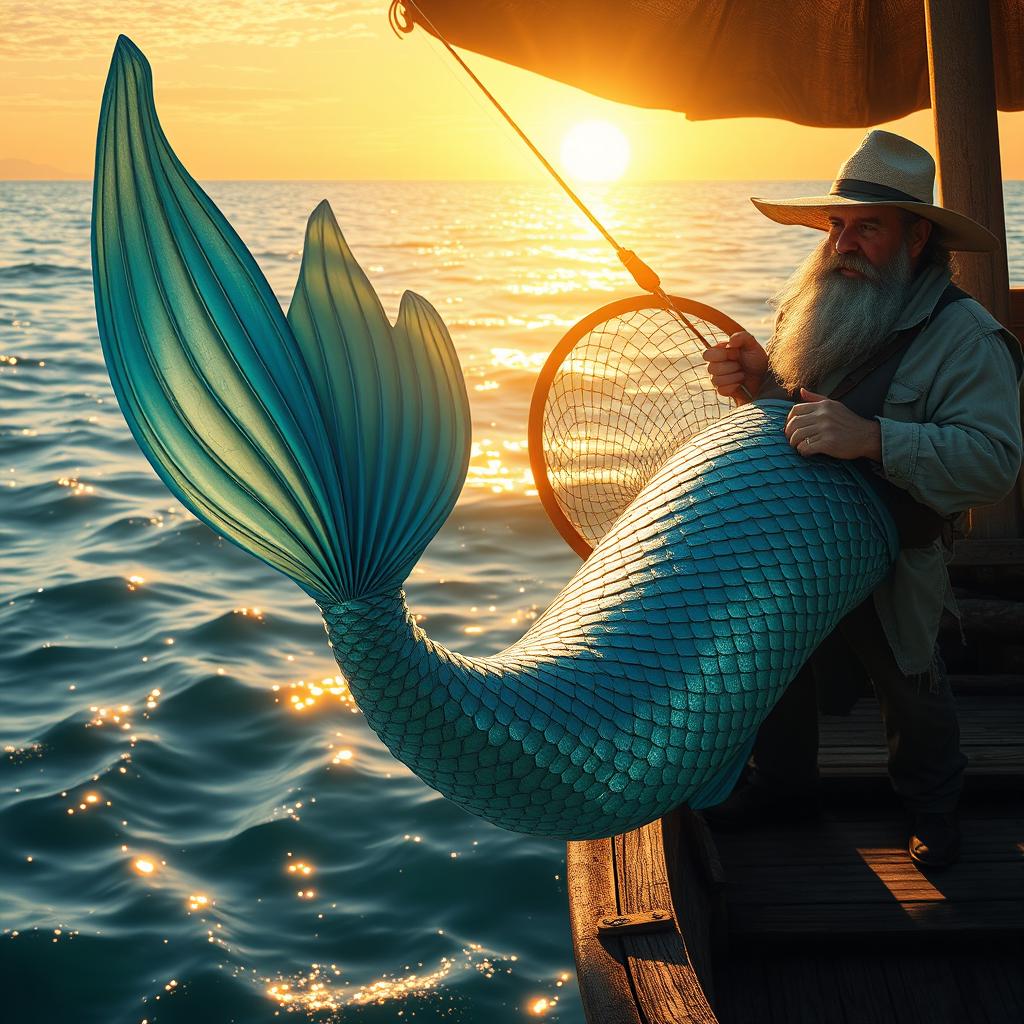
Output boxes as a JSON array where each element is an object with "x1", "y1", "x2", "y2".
[
  {"x1": 465, "y1": 439, "x2": 535, "y2": 495},
  {"x1": 56, "y1": 476, "x2": 94, "y2": 496},
  {"x1": 88, "y1": 704, "x2": 132, "y2": 729},
  {"x1": 264, "y1": 946, "x2": 523, "y2": 1013},
  {"x1": 286, "y1": 855, "x2": 315, "y2": 878},
  {"x1": 275, "y1": 675, "x2": 358, "y2": 714}
]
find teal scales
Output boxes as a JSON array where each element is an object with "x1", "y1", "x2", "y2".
[{"x1": 92, "y1": 37, "x2": 898, "y2": 840}]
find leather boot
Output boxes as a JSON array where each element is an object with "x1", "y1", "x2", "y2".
[{"x1": 908, "y1": 810, "x2": 960, "y2": 868}]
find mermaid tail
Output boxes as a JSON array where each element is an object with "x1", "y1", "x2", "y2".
[{"x1": 92, "y1": 38, "x2": 898, "y2": 840}]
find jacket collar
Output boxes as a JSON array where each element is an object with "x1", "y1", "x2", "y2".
[{"x1": 890, "y1": 262, "x2": 954, "y2": 333}]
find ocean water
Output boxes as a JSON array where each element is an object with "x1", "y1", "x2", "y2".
[{"x1": 2, "y1": 179, "x2": 1023, "y2": 1024}]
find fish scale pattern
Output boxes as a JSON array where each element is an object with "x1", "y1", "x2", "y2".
[{"x1": 320, "y1": 401, "x2": 898, "y2": 840}]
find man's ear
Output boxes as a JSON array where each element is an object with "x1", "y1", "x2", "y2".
[{"x1": 908, "y1": 216, "x2": 933, "y2": 261}]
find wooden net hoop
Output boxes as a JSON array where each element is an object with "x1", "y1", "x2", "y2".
[{"x1": 528, "y1": 295, "x2": 744, "y2": 557}]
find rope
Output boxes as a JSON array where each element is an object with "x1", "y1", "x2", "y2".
[{"x1": 388, "y1": 1, "x2": 753, "y2": 396}]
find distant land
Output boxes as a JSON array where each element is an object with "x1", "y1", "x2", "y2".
[{"x1": 0, "y1": 158, "x2": 87, "y2": 180}]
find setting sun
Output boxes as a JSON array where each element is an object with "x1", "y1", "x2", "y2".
[{"x1": 560, "y1": 120, "x2": 631, "y2": 182}]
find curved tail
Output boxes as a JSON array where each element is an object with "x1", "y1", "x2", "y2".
[{"x1": 92, "y1": 36, "x2": 470, "y2": 604}]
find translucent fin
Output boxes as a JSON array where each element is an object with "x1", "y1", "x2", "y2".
[
  {"x1": 92, "y1": 37, "x2": 470, "y2": 602},
  {"x1": 287, "y1": 203, "x2": 471, "y2": 596}
]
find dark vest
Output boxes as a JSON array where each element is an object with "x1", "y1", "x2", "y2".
[{"x1": 765, "y1": 283, "x2": 969, "y2": 549}]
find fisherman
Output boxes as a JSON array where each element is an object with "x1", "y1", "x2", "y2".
[{"x1": 701, "y1": 130, "x2": 1023, "y2": 868}]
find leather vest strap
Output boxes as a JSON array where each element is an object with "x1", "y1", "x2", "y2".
[
  {"x1": 837, "y1": 283, "x2": 966, "y2": 549},
  {"x1": 764, "y1": 283, "x2": 969, "y2": 548}
]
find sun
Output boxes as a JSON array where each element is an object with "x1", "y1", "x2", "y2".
[{"x1": 560, "y1": 120, "x2": 631, "y2": 182}]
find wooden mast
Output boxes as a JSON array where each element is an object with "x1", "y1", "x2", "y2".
[{"x1": 924, "y1": 0, "x2": 1021, "y2": 539}]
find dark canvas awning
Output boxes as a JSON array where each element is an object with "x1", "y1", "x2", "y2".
[{"x1": 401, "y1": 1, "x2": 1024, "y2": 127}]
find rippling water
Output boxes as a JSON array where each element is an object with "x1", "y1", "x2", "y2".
[{"x1": 3, "y1": 179, "x2": 1022, "y2": 1023}]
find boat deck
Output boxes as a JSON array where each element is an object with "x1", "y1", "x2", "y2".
[
  {"x1": 713, "y1": 936, "x2": 1024, "y2": 1024},
  {"x1": 818, "y1": 691, "x2": 1024, "y2": 785},
  {"x1": 568, "y1": 672, "x2": 1024, "y2": 1024},
  {"x1": 711, "y1": 682, "x2": 1024, "y2": 1021},
  {"x1": 715, "y1": 799, "x2": 1023, "y2": 937},
  {"x1": 715, "y1": 687, "x2": 1024, "y2": 939}
]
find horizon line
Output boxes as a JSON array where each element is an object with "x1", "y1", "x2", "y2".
[{"x1": 6, "y1": 176, "x2": 1024, "y2": 184}]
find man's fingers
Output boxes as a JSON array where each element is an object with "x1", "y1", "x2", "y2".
[
  {"x1": 702, "y1": 346, "x2": 740, "y2": 365},
  {"x1": 726, "y1": 330, "x2": 756, "y2": 349},
  {"x1": 783, "y1": 408, "x2": 820, "y2": 437},
  {"x1": 799, "y1": 387, "x2": 828, "y2": 402},
  {"x1": 712, "y1": 369, "x2": 746, "y2": 388},
  {"x1": 788, "y1": 424, "x2": 821, "y2": 448},
  {"x1": 708, "y1": 360, "x2": 741, "y2": 376},
  {"x1": 786, "y1": 401, "x2": 821, "y2": 420}
]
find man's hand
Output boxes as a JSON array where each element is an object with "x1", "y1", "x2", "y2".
[
  {"x1": 785, "y1": 388, "x2": 883, "y2": 461},
  {"x1": 702, "y1": 331, "x2": 769, "y2": 405}
]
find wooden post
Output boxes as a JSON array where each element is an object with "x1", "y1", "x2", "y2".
[{"x1": 924, "y1": 0, "x2": 1021, "y2": 539}]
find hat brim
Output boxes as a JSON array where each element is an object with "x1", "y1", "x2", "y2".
[{"x1": 750, "y1": 194, "x2": 999, "y2": 252}]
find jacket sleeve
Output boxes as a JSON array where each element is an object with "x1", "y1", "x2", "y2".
[{"x1": 877, "y1": 330, "x2": 1023, "y2": 516}]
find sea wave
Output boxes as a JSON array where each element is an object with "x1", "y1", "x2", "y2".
[
  {"x1": 0, "y1": 261, "x2": 90, "y2": 280},
  {"x1": 4, "y1": 178, "x2": 1024, "y2": 1024}
]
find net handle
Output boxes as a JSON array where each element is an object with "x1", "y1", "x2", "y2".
[{"x1": 528, "y1": 294, "x2": 746, "y2": 559}]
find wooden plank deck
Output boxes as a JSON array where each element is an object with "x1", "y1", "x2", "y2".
[
  {"x1": 818, "y1": 694, "x2": 1024, "y2": 781},
  {"x1": 712, "y1": 689, "x2": 1024, "y2": 941},
  {"x1": 713, "y1": 938, "x2": 1024, "y2": 1024},
  {"x1": 715, "y1": 803, "x2": 1023, "y2": 937}
]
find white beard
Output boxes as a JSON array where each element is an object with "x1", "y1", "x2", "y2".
[{"x1": 766, "y1": 237, "x2": 915, "y2": 393}]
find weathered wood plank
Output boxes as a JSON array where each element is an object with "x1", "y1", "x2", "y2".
[
  {"x1": 565, "y1": 838, "x2": 643, "y2": 1024},
  {"x1": 950, "y1": 538, "x2": 1024, "y2": 567},
  {"x1": 832, "y1": 954, "x2": 905, "y2": 1023},
  {"x1": 952, "y1": 598, "x2": 1024, "y2": 636},
  {"x1": 715, "y1": 947, "x2": 1024, "y2": 1024},
  {"x1": 729, "y1": 898, "x2": 1024, "y2": 936},
  {"x1": 969, "y1": 939, "x2": 1024, "y2": 1021},
  {"x1": 715, "y1": 796, "x2": 1023, "y2": 939},
  {"x1": 726, "y1": 871, "x2": 1024, "y2": 905},
  {"x1": 948, "y1": 674, "x2": 1024, "y2": 695},
  {"x1": 664, "y1": 808, "x2": 720, "y2": 994},
  {"x1": 671, "y1": 808, "x2": 728, "y2": 956},
  {"x1": 615, "y1": 820, "x2": 719, "y2": 1023},
  {"x1": 814, "y1": 696, "x2": 1024, "y2": 780},
  {"x1": 819, "y1": 750, "x2": 1023, "y2": 775}
]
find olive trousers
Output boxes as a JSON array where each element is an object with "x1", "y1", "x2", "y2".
[{"x1": 748, "y1": 598, "x2": 968, "y2": 813}]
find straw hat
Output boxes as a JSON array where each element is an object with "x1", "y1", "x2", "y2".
[{"x1": 751, "y1": 130, "x2": 998, "y2": 252}]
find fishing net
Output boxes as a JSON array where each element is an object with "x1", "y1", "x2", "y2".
[{"x1": 529, "y1": 295, "x2": 744, "y2": 556}]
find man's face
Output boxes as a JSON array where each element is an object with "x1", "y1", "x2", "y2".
[
  {"x1": 765, "y1": 208, "x2": 925, "y2": 392},
  {"x1": 825, "y1": 207, "x2": 928, "y2": 276}
]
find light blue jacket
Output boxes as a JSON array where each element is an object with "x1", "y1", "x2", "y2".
[{"x1": 819, "y1": 263, "x2": 1023, "y2": 674}]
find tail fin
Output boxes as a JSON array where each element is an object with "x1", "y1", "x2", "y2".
[
  {"x1": 288, "y1": 203, "x2": 471, "y2": 597},
  {"x1": 92, "y1": 37, "x2": 471, "y2": 603}
]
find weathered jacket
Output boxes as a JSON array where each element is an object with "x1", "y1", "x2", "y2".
[{"x1": 817, "y1": 263, "x2": 1023, "y2": 674}]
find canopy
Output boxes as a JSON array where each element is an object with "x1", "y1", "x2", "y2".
[{"x1": 403, "y1": 0, "x2": 1024, "y2": 127}]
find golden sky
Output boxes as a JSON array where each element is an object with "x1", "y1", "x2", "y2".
[{"x1": 3, "y1": 1, "x2": 1024, "y2": 182}]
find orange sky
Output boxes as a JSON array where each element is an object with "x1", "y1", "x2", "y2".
[{"x1": 3, "y1": 2, "x2": 1024, "y2": 182}]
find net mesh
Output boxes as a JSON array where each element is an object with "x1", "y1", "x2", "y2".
[{"x1": 540, "y1": 302, "x2": 734, "y2": 549}]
